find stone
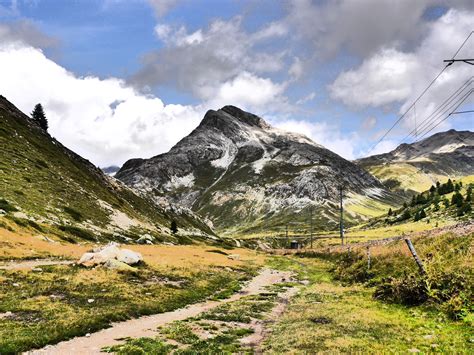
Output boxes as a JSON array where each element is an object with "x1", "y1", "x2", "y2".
[
  {"x1": 103, "y1": 259, "x2": 137, "y2": 272},
  {"x1": 78, "y1": 242, "x2": 143, "y2": 267},
  {"x1": 137, "y1": 233, "x2": 155, "y2": 245},
  {"x1": 227, "y1": 254, "x2": 240, "y2": 260}
]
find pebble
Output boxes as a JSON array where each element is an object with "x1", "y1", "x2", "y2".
[
  {"x1": 85, "y1": 333, "x2": 91, "y2": 337},
  {"x1": 87, "y1": 299, "x2": 95, "y2": 303},
  {"x1": 12, "y1": 283, "x2": 20, "y2": 287}
]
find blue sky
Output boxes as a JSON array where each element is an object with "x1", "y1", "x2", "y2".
[{"x1": 0, "y1": 0, "x2": 472, "y2": 166}]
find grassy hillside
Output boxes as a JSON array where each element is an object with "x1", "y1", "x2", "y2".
[{"x1": 0, "y1": 96, "x2": 216, "y2": 245}]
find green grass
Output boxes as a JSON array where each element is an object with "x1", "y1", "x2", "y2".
[
  {"x1": 103, "y1": 290, "x2": 279, "y2": 354},
  {"x1": 0, "y1": 98, "x2": 216, "y2": 244},
  {"x1": 264, "y1": 257, "x2": 473, "y2": 353},
  {"x1": 0, "y1": 263, "x2": 255, "y2": 354}
]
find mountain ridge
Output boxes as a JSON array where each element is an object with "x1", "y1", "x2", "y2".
[
  {"x1": 357, "y1": 129, "x2": 474, "y2": 193},
  {"x1": 117, "y1": 106, "x2": 396, "y2": 235}
]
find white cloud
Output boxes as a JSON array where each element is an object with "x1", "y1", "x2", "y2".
[
  {"x1": 0, "y1": 43, "x2": 205, "y2": 167},
  {"x1": 287, "y1": 0, "x2": 432, "y2": 57},
  {"x1": 207, "y1": 71, "x2": 287, "y2": 112},
  {"x1": 330, "y1": 9, "x2": 474, "y2": 133},
  {"x1": 131, "y1": 17, "x2": 288, "y2": 100},
  {"x1": 329, "y1": 49, "x2": 418, "y2": 107},
  {"x1": 273, "y1": 119, "x2": 359, "y2": 160},
  {"x1": 289, "y1": 56, "x2": 303, "y2": 80}
]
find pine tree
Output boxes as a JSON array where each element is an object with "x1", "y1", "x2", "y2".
[
  {"x1": 387, "y1": 208, "x2": 392, "y2": 216},
  {"x1": 429, "y1": 185, "x2": 436, "y2": 195},
  {"x1": 451, "y1": 192, "x2": 463, "y2": 208},
  {"x1": 31, "y1": 103, "x2": 48, "y2": 131},
  {"x1": 170, "y1": 220, "x2": 178, "y2": 234},
  {"x1": 466, "y1": 186, "x2": 472, "y2": 202},
  {"x1": 446, "y1": 179, "x2": 454, "y2": 193}
]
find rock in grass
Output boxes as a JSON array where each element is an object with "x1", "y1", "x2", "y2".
[
  {"x1": 78, "y1": 242, "x2": 143, "y2": 268},
  {"x1": 103, "y1": 259, "x2": 138, "y2": 272}
]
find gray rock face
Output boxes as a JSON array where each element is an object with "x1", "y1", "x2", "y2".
[{"x1": 116, "y1": 106, "x2": 387, "y2": 232}]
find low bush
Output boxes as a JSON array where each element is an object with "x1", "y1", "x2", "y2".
[{"x1": 330, "y1": 232, "x2": 473, "y2": 320}]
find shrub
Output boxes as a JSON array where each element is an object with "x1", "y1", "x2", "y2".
[
  {"x1": 63, "y1": 206, "x2": 84, "y2": 221},
  {"x1": 374, "y1": 275, "x2": 428, "y2": 305},
  {"x1": 0, "y1": 198, "x2": 18, "y2": 212}
]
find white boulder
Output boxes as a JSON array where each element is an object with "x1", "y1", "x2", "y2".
[{"x1": 78, "y1": 242, "x2": 143, "y2": 267}]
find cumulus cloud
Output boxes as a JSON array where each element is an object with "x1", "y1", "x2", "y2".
[
  {"x1": 130, "y1": 17, "x2": 288, "y2": 101},
  {"x1": 330, "y1": 9, "x2": 474, "y2": 133},
  {"x1": 0, "y1": 43, "x2": 205, "y2": 167},
  {"x1": 273, "y1": 119, "x2": 360, "y2": 160},
  {"x1": 330, "y1": 48, "x2": 419, "y2": 107},
  {"x1": 287, "y1": 0, "x2": 432, "y2": 57}
]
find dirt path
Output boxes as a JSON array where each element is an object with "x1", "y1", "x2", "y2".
[
  {"x1": 240, "y1": 286, "x2": 300, "y2": 353},
  {"x1": 27, "y1": 269, "x2": 292, "y2": 355},
  {"x1": 0, "y1": 259, "x2": 74, "y2": 270}
]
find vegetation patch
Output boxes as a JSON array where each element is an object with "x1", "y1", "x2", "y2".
[
  {"x1": 264, "y1": 257, "x2": 473, "y2": 353},
  {"x1": 0, "y1": 262, "x2": 255, "y2": 353}
]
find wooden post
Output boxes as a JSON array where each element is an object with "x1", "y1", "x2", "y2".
[
  {"x1": 404, "y1": 238, "x2": 426, "y2": 274},
  {"x1": 367, "y1": 246, "x2": 371, "y2": 270}
]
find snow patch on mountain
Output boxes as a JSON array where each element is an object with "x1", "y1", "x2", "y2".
[
  {"x1": 210, "y1": 143, "x2": 236, "y2": 169},
  {"x1": 165, "y1": 173, "x2": 195, "y2": 189}
]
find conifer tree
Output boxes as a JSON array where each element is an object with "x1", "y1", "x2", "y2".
[{"x1": 31, "y1": 103, "x2": 48, "y2": 131}]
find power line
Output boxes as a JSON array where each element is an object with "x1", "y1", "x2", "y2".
[
  {"x1": 367, "y1": 31, "x2": 474, "y2": 154},
  {"x1": 390, "y1": 76, "x2": 474, "y2": 145},
  {"x1": 415, "y1": 89, "x2": 473, "y2": 141},
  {"x1": 406, "y1": 81, "x2": 473, "y2": 142}
]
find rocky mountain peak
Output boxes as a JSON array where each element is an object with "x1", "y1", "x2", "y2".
[
  {"x1": 116, "y1": 105, "x2": 388, "y2": 234},
  {"x1": 199, "y1": 105, "x2": 271, "y2": 133},
  {"x1": 219, "y1": 105, "x2": 271, "y2": 129}
]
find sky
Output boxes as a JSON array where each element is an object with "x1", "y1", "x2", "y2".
[{"x1": 0, "y1": 0, "x2": 473, "y2": 167}]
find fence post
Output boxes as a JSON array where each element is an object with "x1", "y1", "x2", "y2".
[{"x1": 404, "y1": 238, "x2": 426, "y2": 274}]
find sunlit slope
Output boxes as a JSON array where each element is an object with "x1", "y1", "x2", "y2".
[{"x1": 357, "y1": 130, "x2": 474, "y2": 193}]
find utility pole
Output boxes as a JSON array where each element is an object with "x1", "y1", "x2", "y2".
[
  {"x1": 310, "y1": 206, "x2": 313, "y2": 249},
  {"x1": 339, "y1": 185, "x2": 344, "y2": 245},
  {"x1": 443, "y1": 58, "x2": 474, "y2": 66}
]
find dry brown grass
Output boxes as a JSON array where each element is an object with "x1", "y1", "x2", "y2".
[{"x1": 0, "y1": 220, "x2": 265, "y2": 270}]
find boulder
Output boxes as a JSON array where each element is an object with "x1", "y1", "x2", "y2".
[
  {"x1": 117, "y1": 248, "x2": 143, "y2": 264},
  {"x1": 78, "y1": 242, "x2": 143, "y2": 267},
  {"x1": 137, "y1": 233, "x2": 155, "y2": 245},
  {"x1": 103, "y1": 259, "x2": 137, "y2": 272}
]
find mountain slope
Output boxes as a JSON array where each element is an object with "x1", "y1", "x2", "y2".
[
  {"x1": 117, "y1": 106, "x2": 398, "y2": 235},
  {"x1": 0, "y1": 95, "x2": 217, "y2": 244},
  {"x1": 357, "y1": 130, "x2": 474, "y2": 193}
]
